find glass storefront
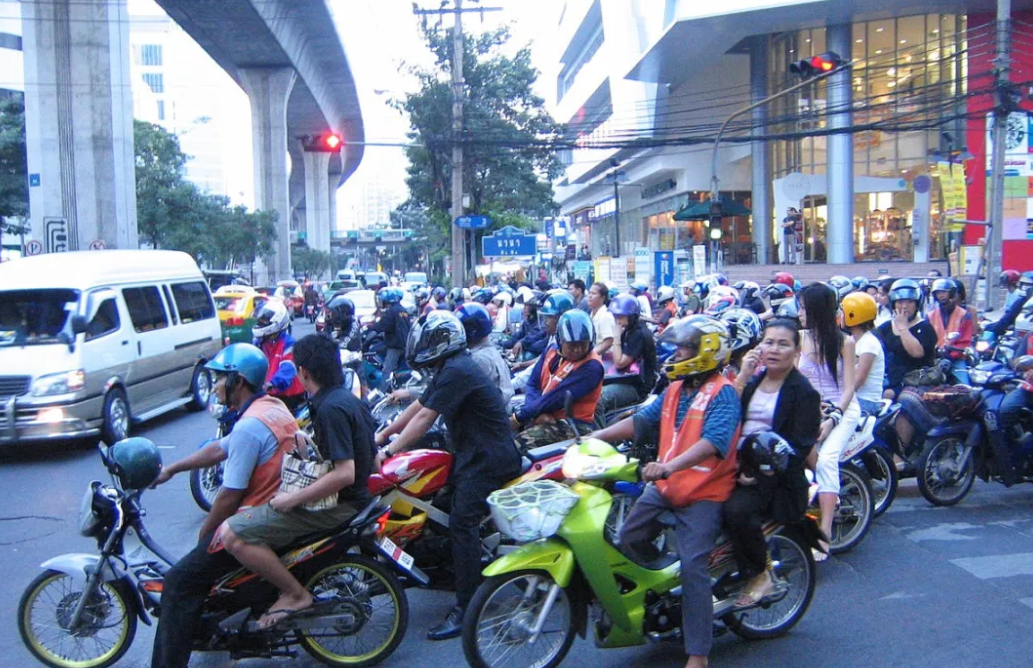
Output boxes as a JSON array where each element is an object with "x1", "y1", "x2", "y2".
[{"x1": 768, "y1": 14, "x2": 969, "y2": 261}]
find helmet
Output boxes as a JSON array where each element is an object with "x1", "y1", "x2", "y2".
[
  {"x1": 852, "y1": 276, "x2": 870, "y2": 291},
  {"x1": 556, "y1": 310, "x2": 595, "y2": 348},
  {"x1": 252, "y1": 300, "x2": 291, "y2": 339},
  {"x1": 680, "y1": 279, "x2": 696, "y2": 291},
  {"x1": 841, "y1": 292, "x2": 878, "y2": 327},
  {"x1": 1001, "y1": 270, "x2": 1021, "y2": 288},
  {"x1": 456, "y1": 303, "x2": 494, "y2": 345},
  {"x1": 539, "y1": 289, "x2": 575, "y2": 317},
  {"x1": 738, "y1": 432, "x2": 794, "y2": 476},
  {"x1": 206, "y1": 342, "x2": 269, "y2": 390},
  {"x1": 326, "y1": 295, "x2": 355, "y2": 327},
  {"x1": 776, "y1": 298, "x2": 800, "y2": 320},
  {"x1": 609, "y1": 293, "x2": 641, "y2": 317},
  {"x1": 492, "y1": 291, "x2": 513, "y2": 307},
  {"x1": 630, "y1": 280, "x2": 648, "y2": 295},
  {"x1": 473, "y1": 288, "x2": 494, "y2": 305},
  {"x1": 773, "y1": 271, "x2": 795, "y2": 288},
  {"x1": 414, "y1": 286, "x2": 430, "y2": 304},
  {"x1": 719, "y1": 308, "x2": 763, "y2": 352},
  {"x1": 715, "y1": 273, "x2": 729, "y2": 286},
  {"x1": 930, "y1": 278, "x2": 957, "y2": 298},
  {"x1": 888, "y1": 278, "x2": 921, "y2": 308},
  {"x1": 704, "y1": 294, "x2": 737, "y2": 316},
  {"x1": 763, "y1": 283, "x2": 795, "y2": 307},
  {"x1": 658, "y1": 315, "x2": 731, "y2": 381},
  {"x1": 829, "y1": 275, "x2": 853, "y2": 300},
  {"x1": 515, "y1": 286, "x2": 536, "y2": 305},
  {"x1": 107, "y1": 437, "x2": 163, "y2": 489},
  {"x1": 656, "y1": 285, "x2": 677, "y2": 304},
  {"x1": 448, "y1": 287, "x2": 464, "y2": 305},
  {"x1": 432, "y1": 286, "x2": 447, "y2": 301},
  {"x1": 738, "y1": 280, "x2": 760, "y2": 304},
  {"x1": 406, "y1": 310, "x2": 466, "y2": 369},
  {"x1": 793, "y1": 280, "x2": 803, "y2": 292},
  {"x1": 379, "y1": 287, "x2": 403, "y2": 305},
  {"x1": 1020, "y1": 271, "x2": 1033, "y2": 292}
]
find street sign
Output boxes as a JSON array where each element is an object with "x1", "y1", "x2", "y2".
[
  {"x1": 29, "y1": 173, "x2": 40, "y2": 187},
  {"x1": 89, "y1": 239, "x2": 106, "y2": 251},
  {"x1": 44, "y1": 218, "x2": 68, "y2": 253},
  {"x1": 482, "y1": 226, "x2": 536, "y2": 257},
  {"x1": 25, "y1": 240, "x2": 42, "y2": 256},
  {"x1": 692, "y1": 245, "x2": 707, "y2": 278},
  {"x1": 455, "y1": 215, "x2": 490, "y2": 230},
  {"x1": 654, "y1": 251, "x2": 675, "y2": 288},
  {"x1": 633, "y1": 247, "x2": 651, "y2": 286}
]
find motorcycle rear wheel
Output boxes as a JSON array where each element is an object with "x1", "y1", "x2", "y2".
[
  {"x1": 822, "y1": 463, "x2": 873, "y2": 555},
  {"x1": 463, "y1": 570, "x2": 576, "y2": 668},
  {"x1": 916, "y1": 436, "x2": 975, "y2": 507},
  {"x1": 18, "y1": 570, "x2": 137, "y2": 668},
  {"x1": 297, "y1": 555, "x2": 408, "y2": 667},
  {"x1": 724, "y1": 531, "x2": 816, "y2": 639}
]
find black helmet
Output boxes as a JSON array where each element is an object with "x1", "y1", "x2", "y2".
[
  {"x1": 556, "y1": 310, "x2": 595, "y2": 348},
  {"x1": 931, "y1": 278, "x2": 957, "y2": 299},
  {"x1": 406, "y1": 310, "x2": 466, "y2": 369},
  {"x1": 326, "y1": 295, "x2": 355, "y2": 327},
  {"x1": 738, "y1": 432, "x2": 795, "y2": 476},
  {"x1": 888, "y1": 278, "x2": 921, "y2": 308},
  {"x1": 106, "y1": 437, "x2": 163, "y2": 489}
]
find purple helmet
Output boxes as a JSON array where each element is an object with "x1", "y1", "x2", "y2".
[{"x1": 609, "y1": 293, "x2": 641, "y2": 317}]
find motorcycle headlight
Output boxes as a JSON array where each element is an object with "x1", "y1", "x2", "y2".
[
  {"x1": 975, "y1": 341, "x2": 991, "y2": 353},
  {"x1": 969, "y1": 369, "x2": 992, "y2": 385},
  {"x1": 561, "y1": 449, "x2": 607, "y2": 480},
  {"x1": 31, "y1": 369, "x2": 85, "y2": 397},
  {"x1": 78, "y1": 481, "x2": 116, "y2": 538}
]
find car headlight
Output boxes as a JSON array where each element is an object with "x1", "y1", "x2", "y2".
[{"x1": 31, "y1": 369, "x2": 86, "y2": 396}]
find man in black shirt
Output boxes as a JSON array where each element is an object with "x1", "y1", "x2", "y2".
[
  {"x1": 218, "y1": 334, "x2": 376, "y2": 628},
  {"x1": 372, "y1": 287, "x2": 410, "y2": 374},
  {"x1": 375, "y1": 311, "x2": 521, "y2": 640}
]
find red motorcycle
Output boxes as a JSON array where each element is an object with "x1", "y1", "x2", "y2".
[{"x1": 368, "y1": 441, "x2": 569, "y2": 588}]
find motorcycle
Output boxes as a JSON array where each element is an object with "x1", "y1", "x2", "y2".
[
  {"x1": 18, "y1": 444, "x2": 423, "y2": 668},
  {"x1": 461, "y1": 437, "x2": 816, "y2": 668},
  {"x1": 841, "y1": 400, "x2": 900, "y2": 517},
  {"x1": 305, "y1": 301, "x2": 320, "y2": 324}
]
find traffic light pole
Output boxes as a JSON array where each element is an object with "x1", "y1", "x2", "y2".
[{"x1": 987, "y1": 0, "x2": 1011, "y2": 311}]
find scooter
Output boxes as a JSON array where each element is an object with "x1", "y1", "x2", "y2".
[{"x1": 841, "y1": 400, "x2": 899, "y2": 517}]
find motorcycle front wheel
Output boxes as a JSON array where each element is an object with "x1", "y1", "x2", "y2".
[
  {"x1": 298, "y1": 555, "x2": 408, "y2": 667},
  {"x1": 18, "y1": 570, "x2": 137, "y2": 668},
  {"x1": 463, "y1": 570, "x2": 576, "y2": 668},
  {"x1": 863, "y1": 445, "x2": 898, "y2": 517},
  {"x1": 917, "y1": 436, "x2": 975, "y2": 507},
  {"x1": 189, "y1": 462, "x2": 224, "y2": 512}
]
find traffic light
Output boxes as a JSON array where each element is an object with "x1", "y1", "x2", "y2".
[
  {"x1": 789, "y1": 52, "x2": 845, "y2": 79},
  {"x1": 301, "y1": 133, "x2": 343, "y2": 152}
]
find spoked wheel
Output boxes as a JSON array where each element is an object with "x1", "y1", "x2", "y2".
[
  {"x1": 863, "y1": 446, "x2": 898, "y2": 517},
  {"x1": 298, "y1": 555, "x2": 408, "y2": 667},
  {"x1": 809, "y1": 463, "x2": 873, "y2": 555},
  {"x1": 724, "y1": 531, "x2": 816, "y2": 639},
  {"x1": 917, "y1": 436, "x2": 975, "y2": 507},
  {"x1": 189, "y1": 461, "x2": 224, "y2": 512},
  {"x1": 18, "y1": 570, "x2": 137, "y2": 668},
  {"x1": 463, "y1": 571, "x2": 576, "y2": 668}
]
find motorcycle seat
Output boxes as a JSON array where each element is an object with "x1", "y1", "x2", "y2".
[
  {"x1": 526, "y1": 441, "x2": 569, "y2": 463},
  {"x1": 274, "y1": 497, "x2": 388, "y2": 555}
]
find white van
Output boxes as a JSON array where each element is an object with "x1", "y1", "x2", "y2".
[{"x1": 0, "y1": 250, "x2": 222, "y2": 446}]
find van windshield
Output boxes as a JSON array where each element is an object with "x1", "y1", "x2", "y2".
[{"x1": 0, "y1": 289, "x2": 80, "y2": 347}]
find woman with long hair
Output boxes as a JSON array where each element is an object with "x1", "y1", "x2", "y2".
[{"x1": 797, "y1": 283, "x2": 858, "y2": 559}]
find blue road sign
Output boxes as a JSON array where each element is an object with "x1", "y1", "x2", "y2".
[
  {"x1": 482, "y1": 226, "x2": 537, "y2": 257},
  {"x1": 455, "y1": 215, "x2": 490, "y2": 229},
  {"x1": 654, "y1": 250, "x2": 675, "y2": 288}
]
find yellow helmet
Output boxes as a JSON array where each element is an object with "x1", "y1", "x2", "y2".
[
  {"x1": 841, "y1": 291, "x2": 877, "y2": 327},
  {"x1": 658, "y1": 315, "x2": 731, "y2": 381}
]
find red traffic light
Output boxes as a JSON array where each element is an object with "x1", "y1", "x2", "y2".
[
  {"x1": 324, "y1": 134, "x2": 341, "y2": 149},
  {"x1": 301, "y1": 133, "x2": 343, "y2": 152},
  {"x1": 788, "y1": 51, "x2": 845, "y2": 79}
]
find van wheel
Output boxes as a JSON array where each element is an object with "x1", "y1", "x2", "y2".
[
  {"x1": 101, "y1": 388, "x2": 130, "y2": 445},
  {"x1": 187, "y1": 365, "x2": 211, "y2": 412}
]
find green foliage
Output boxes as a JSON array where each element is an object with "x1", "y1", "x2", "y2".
[
  {"x1": 291, "y1": 244, "x2": 336, "y2": 279},
  {"x1": 0, "y1": 100, "x2": 28, "y2": 221},
  {"x1": 133, "y1": 120, "x2": 276, "y2": 268}
]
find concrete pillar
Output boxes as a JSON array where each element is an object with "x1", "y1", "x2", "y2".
[
  {"x1": 239, "y1": 67, "x2": 296, "y2": 282},
  {"x1": 328, "y1": 172, "x2": 340, "y2": 234},
  {"x1": 826, "y1": 24, "x2": 854, "y2": 264},
  {"x1": 22, "y1": 0, "x2": 138, "y2": 252},
  {"x1": 303, "y1": 151, "x2": 332, "y2": 253},
  {"x1": 749, "y1": 35, "x2": 772, "y2": 265}
]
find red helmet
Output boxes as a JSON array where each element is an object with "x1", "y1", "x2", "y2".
[
  {"x1": 1000, "y1": 269, "x2": 1021, "y2": 288},
  {"x1": 773, "y1": 272, "x2": 795, "y2": 288}
]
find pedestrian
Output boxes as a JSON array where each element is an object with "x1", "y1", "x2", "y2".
[
  {"x1": 588, "y1": 281, "x2": 617, "y2": 357},
  {"x1": 781, "y1": 208, "x2": 800, "y2": 264},
  {"x1": 568, "y1": 278, "x2": 591, "y2": 313}
]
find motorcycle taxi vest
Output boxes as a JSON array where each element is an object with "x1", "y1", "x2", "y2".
[
  {"x1": 238, "y1": 394, "x2": 301, "y2": 510},
  {"x1": 927, "y1": 304, "x2": 970, "y2": 348},
  {"x1": 656, "y1": 375, "x2": 740, "y2": 507},
  {"x1": 539, "y1": 347, "x2": 602, "y2": 424}
]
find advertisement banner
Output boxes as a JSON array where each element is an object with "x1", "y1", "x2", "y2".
[
  {"x1": 654, "y1": 251, "x2": 675, "y2": 288},
  {"x1": 633, "y1": 247, "x2": 652, "y2": 285},
  {"x1": 673, "y1": 249, "x2": 690, "y2": 286},
  {"x1": 610, "y1": 257, "x2": 629, "y2": 290},
  {"x1": 595, "y1": 256, "x2": 611, "y2": 283},
  {"x1": 692, "y1": 245, "x2": 707, "y2": 278},
  {"x1": 572, "y1": 260, "x2": 592, "y2": 283}
]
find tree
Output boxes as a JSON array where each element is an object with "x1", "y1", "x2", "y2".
[
  {"x1": 0, "y1": 100, "x2": 28, "y2": 222},
  {"x1": 291, "y1": 244, "x2": 336, "y2": 279},
  {"x1": 396, "y1": 25, "x2": 563, "y2": 267}
]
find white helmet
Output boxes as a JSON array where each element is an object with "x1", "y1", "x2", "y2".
[
  {"x1": 680, "y1": 279, "x2": 696, "y2": 291},
  {"x1": 710, "y1": 284, "x2": 740, "y2": 302},
  {"x1": 657, "y1": 285, "x2": 677, "y2": 304},
  {"x1": 461, "y1": 288, "x2": 471, "y2": 301},
  {"x1": 252, "y1": 299, "x2": 291, "y2": 339},
  {"x1": 492, "y1": 291, "x2": 513, "y2": 307},
  {"x1": 516, "y1": 286, "x2": 536, "y2": 305}
]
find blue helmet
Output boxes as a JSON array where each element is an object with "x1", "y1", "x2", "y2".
[
  {"x1": 456, "y1": 302, "x2": 494, "y2": 345},
  {"x1": 609, "y1": 293, "x2": 641, "y2": 317},
  {"x1": 556, "y1": 310, "x2": 596, "y2": 348},
  {"x1": 630, "y1": 280, "x2": 648, "y2": 295},
  {"x1": 432, "y1": 286, "x2": 447, "y2": 301},
  {"x1": 379, "y1": 287, "x2": 403, "y2": 305},
  {"x1": 205, "y1": 343, "x2": 268, "y2": 390}
]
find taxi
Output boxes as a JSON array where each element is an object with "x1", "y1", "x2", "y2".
[{"x1": 213, "y1": 286, "x2": 268, "y2": 345}]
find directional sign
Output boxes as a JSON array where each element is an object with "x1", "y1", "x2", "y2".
[
  {"x1": 25, "y1": 240, "x2": 42, "y2": 256},
  {"x1": 44, "y1": 218, "x2": 68, "y2": 253},
  {"x1": 455, "y1": 215, "x2": 490, "y2": 230},
  {"x1": 482, "y1": 225, "x2": 537, "y2": 257}
]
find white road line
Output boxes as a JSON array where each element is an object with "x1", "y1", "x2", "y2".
[
  {"x1": 1020, "y1": 597, "x2": 1033, "y2": 611},
  {"x1": 906, "y1": 523, "x2": 981, "y2": 542},
  {"x1": 951, "y1": 553, "x2": 1033, "y2": 579}
]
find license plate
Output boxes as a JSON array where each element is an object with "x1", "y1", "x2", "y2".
[{"x1": 377, "y1": 535, "x2": 415, "y2": 571}]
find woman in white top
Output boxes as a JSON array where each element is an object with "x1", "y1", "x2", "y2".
[
  {"x1": 587, "y1": 282, "x2": 617, "y2": 358},
  {"x1": 842, "y1": 292, "x2": 886, "y2": 415},
  {"x1": 874, "y1": 279, "x2": 894, "y2": 327}
]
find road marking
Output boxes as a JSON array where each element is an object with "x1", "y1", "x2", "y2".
[
  {"x1": 906, "y1": 523, "x2": 981, "y2": 542},
  {"x1": 1020, "y1": 598, "x2": 1033, "y2": 611},
  {"x1": 879, "y1": 591, "x2": 925, "y2": 601},
  {"x1": 951, "y1": 553, "x2": 1033, "y2": 579}
]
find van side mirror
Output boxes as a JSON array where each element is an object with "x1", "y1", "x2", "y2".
[{"x1": 71, "y1": 315, "x2": 88, "y2": 335}]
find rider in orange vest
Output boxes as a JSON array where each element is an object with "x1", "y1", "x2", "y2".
[
  {"x1": 590, "y1": 315, "x2": 741, "y2": 668},
  {"x1": 926, "y1": 278, "x2": 974, "y2": 353},
  {"x1": 512, "y1": 310, "x2": 603, "y2": 453}
]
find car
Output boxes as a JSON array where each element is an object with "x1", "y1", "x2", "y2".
[
  {"x1": 276, "y1": 280, "x2": 304, "y2": 317},
  {"x1": 0, "y1": 250, "x2": 222, "y2": 445},
  {"x1": 322, "y1": 280, "x2": 360, "y2": 305},
  {"x1": 364, "y1": 272, "x2": 389, "y2": 289},
  {"x1": 403, "y1": 271, "x2": 428, "y2": 287},
  {"x1": 214, "y1": 290, "x2": 270, "y2": 345}
]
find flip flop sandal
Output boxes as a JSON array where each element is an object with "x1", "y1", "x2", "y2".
[{"x1": 257, "y1": 608, "x2": 301, "y2": 630}]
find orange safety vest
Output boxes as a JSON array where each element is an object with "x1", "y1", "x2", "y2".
[
  {"x1": 237, "y1": 394, "x2": 300, "y2": 510},
  {"x1": 538, "y1": 347, "x2": 602, "y2": 423},
  {"x1": 656, "y1": 376, "x2": 740, "y2": 506},
  {"x1": 657, "y1": 301, "x2": 678, "y2": 333},
  {"x1": 927, "y1": 304, "x2": 968, "y2": 347}
]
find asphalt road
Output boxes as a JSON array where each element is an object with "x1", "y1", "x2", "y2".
[{"x1": 3, "y1": 320, "x2": 1033, "y2": 667}]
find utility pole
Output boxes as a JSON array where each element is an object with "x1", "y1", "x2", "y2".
[
  {"x1": 608, "y1": 159, "x2": 622, "y2": 258},
  {"x1": 413, "y1": 0, "x2": 502, "y2": 287},
  {"x1": 987, "y1": 0, "x2": 1011, "y2": 311}
]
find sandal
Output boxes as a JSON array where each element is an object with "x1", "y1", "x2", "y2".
[
  {"x1": 257, "y1": 608, "x2": 301, "y2": 629},
  {"x1": 734, "y1": 572, "x2": 776, "y2": 609},
  {"x1": 813, "y1": 540, "x2": 830, "y2": 563}
]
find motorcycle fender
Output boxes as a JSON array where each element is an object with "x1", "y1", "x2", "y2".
[
  {"x1": 39, "y1": 554, "x2": 150, "y2": 626},
  {"x1": 482, "y1": 538, "x2": 576, "y2": 588},
  {"x1": 926, "y1": 421, "x2": 977, "y2": 440}
]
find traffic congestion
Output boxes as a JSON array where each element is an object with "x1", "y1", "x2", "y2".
[{"x1": 4, "y1": 249, "x2": 1033, "y2": 668}]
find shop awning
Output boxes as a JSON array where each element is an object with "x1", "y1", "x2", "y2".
[{"x1": 673, "y1": 197, "x2": 751, "y2": 221}]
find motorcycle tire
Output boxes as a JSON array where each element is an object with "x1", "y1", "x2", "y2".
[
  {"x1": 916, "y1": 435, "x2": 976, "y2": 507},
  {"x1": 824, "y1": 463, "x2": 874, "y2": 555},
  {"x1": 297, "y1": 555, "x2": 408, "y2": 667},
  {"x1": 724, "y1": 530, "x2": 816, "y2": 640},
  {"x1": 19, "y1": 569, "x2": 137, "y2": 668},
  {"x1": 190, "y1": 462, "x2": 223, "y2": 512},
  {"x1": 862, "y1": 446, "x2": 898, "y2": 517},
  {"x1": 463, "y1": 570, "x2": 576, "y2": 668}
]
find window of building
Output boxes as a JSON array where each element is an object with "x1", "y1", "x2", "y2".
[
  {"x1": 142, "y1": 73, "x2": 164, "y2": 94},
  {"x1": 156, "y1": 99, "x2": 165, "y2": 121},
  {"x1": 141, "y1": 44, "x2": 162, "y2": 66},
  {"x1": 122, "y1": 286, "x2": 168, "y2": 333},
  {"x1": 557, "y1": 25, "x2": 605, "y2": 102},
  {"x1": 171, "y1": 281, "x2": 216, "y2": 324}
]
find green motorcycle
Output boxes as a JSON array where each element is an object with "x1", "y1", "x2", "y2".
[{"x1": 461, "y1": 438, "x2": 817, "y2": 668}]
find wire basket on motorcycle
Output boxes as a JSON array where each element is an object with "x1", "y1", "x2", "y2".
[{"x1": 488, "y1": 480, "x2": 580, "y2": 543}]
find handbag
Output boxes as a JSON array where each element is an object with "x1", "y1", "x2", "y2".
[
  {"x1": 279, "y1": 432, "x2": 337, "y2": 511},
  {"x1": 902, "y1": 363, "x2": 947, "y2": 388}
]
